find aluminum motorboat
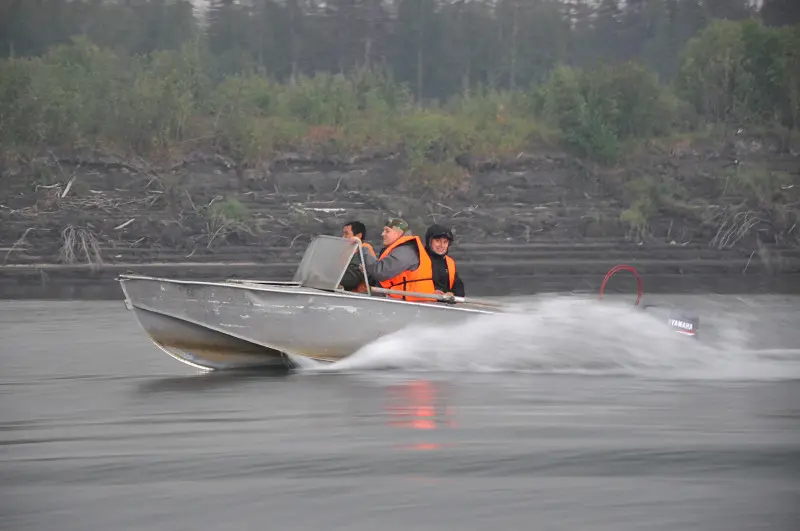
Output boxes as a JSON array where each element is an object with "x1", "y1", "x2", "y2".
[
  {"x1": 119, "y1": 235, "x2": 699, "y2": 371},
  {"x1": 119, "y1": 236, "x2": 507, "y2": 371}
]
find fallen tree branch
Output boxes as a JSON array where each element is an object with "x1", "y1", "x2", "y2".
[{"x1": 3, "y1": 228, "x2": 34, "y2": 265}]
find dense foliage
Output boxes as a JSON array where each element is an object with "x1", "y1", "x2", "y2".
[
  {"x1": 0, "y1": 3, "x2": 795, "y2": 178},
  {"x1": 0, "y1": 1, "x2": 798, "y2": 245},
  {"x1": 5, "y1": 0, "x2": 795, "y2": 97}
]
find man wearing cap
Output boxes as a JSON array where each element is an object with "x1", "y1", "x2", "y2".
[
  {"x1": 349, "y1": 218, "x2": 436, "y2": 302},
  {"x1": 424, "y1": 223, "x2": 465, "y2": 299}
]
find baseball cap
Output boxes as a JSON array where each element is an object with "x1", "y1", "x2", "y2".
[{"x1": 384, "y1": 218, "x2": 409, "y2": 232}]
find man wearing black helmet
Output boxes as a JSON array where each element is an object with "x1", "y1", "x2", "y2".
[{"x1": 424, "y1": 223, "x2": 465, "y2": 299}]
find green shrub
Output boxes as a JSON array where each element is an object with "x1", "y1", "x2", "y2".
[
  {"x1": 209, "y1": 197, "x2": 250, "y2": 223},
  {"x1": 536, "y1": 62, "x2": 676, "y2": 163},
  {"x1": 677, "y1": 20, "x2": 800, "y2": 128},
  {"x1": 399, "y1": 111, "x2": 472, "y2": 167},
  {"x1": 620, "y1": 175, "x2": 691, "y2": 238},
  {"x1": 1, "y1": 22, "x2": 798, "y2": 185}
]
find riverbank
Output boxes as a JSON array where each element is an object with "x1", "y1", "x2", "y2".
[
  {"x1": 2, "y1": 23, "x2": 799, "y2": 300},
  {"x1": 1, "y1": 129, "x2": 798, "y2": 300}
]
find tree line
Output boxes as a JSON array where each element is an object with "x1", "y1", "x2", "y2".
[
  {"x1": 1, "y1": 0, "x2": 798, "y2": 101},
  {"x1": 0, "y1": 0, "x2": 798, "y2": 171}
]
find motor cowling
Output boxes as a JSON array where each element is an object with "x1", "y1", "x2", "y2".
[
  {"x1": 666, "y1": 313, "x2": 699, "y2": 337},
  {"x1": 641, "y1": 304, "x2": 700, "y2": 338}
]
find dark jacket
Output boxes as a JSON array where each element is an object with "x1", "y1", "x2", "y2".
[
  {"x1": 340, "y1": 243, "x2": 381, "y2": 291},
  {"x1": 424, "y1": 224, "x2": 465, "y2": 297},
  {"x1": 340, "y1": 251, "x2": 366, "y2": 291}
]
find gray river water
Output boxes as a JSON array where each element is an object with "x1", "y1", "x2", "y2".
[{"x1": 1, "y1": 295, "x2": 799, "y2": 531}]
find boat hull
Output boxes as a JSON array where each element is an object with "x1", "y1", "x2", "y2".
[{"x1": 120, "y1": 275, "x2": 495, "y2": 371}]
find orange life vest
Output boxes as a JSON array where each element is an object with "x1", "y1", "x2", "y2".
[
  {"x1": 377, "y1": 236, "x2": 436, "y2": 302},
  {"x1": 445, "y1": 255, "x2": 456, "y2": 290},
  {"x1": 353, "y1": 243, "x2": 376, "y2": 293}
]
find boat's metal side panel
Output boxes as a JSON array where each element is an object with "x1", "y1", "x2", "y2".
[
  {"x1": 120, "y1": 276, "x2": 488, "y2": 365},
  {"x1": 131, "y1": 306, "x2": 288, "y2": 370}
]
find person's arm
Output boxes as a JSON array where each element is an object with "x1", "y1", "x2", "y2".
[
  {"x1": 362, "y1": 245, "x2": 419, "y2": 282},
  {"x1": 451, "y1": 270, "x2": 465, "y2": 297}
]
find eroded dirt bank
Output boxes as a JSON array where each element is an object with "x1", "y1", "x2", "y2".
[{"x1": 1, "y1": 130, "x2": 799, "y2": 299}]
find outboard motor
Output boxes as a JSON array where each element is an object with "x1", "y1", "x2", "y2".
[
  {"x1": 667, "y1": 312, "x2": 699, "y2": 337},
  {"x1": 642, "y1": 305, "x2": 700, "y2": 338},
  {"x1": 600, "y1": 264, "x2": 699, "y2": 339}
]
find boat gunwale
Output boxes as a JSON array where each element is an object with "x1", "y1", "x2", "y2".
[{"x1": 117, "y1": 273, "x2": 502, "y2": 315}]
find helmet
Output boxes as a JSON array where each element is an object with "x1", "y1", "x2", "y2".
[
  {"x1": 431, "y1": 228, "x2": 454, "y2": 241},
  {"x1": 424, "y1": 224, "x2": 454, "y2": 248}
]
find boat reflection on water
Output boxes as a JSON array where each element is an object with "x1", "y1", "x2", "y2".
[{"x1": 384, "y1": 379, "x2": 457, "y2": 451}]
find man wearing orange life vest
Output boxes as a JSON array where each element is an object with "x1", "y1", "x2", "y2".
[
  {"x1": 340, "y1": 220, "x2": 375, "y2": 292},
  {"x1": 424, "y1": 223, "x2": 465, "y2": 299},
  {"x1": 349, "y1": 218, "x2": 437, "y2": 302}
]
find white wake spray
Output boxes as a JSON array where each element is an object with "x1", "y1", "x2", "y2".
[{"x1": 295, "y1": 296, "x2": 800, "y2": 381}]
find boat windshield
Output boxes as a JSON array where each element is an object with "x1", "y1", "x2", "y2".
[{"x1": 292, "y1": 235, "x2": 360, "y2": 291}]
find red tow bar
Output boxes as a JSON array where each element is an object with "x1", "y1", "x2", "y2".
[{"x1": 599, "y1": 264, "x2": 643, "y2": 307}]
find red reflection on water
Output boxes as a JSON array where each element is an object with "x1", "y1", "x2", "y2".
[
  {"x1": 400, "y1": 442, "x2": 442, "y2": 451},
  {"x1": 385, "y1": 380, "x2": 456, "y2": 450}
]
